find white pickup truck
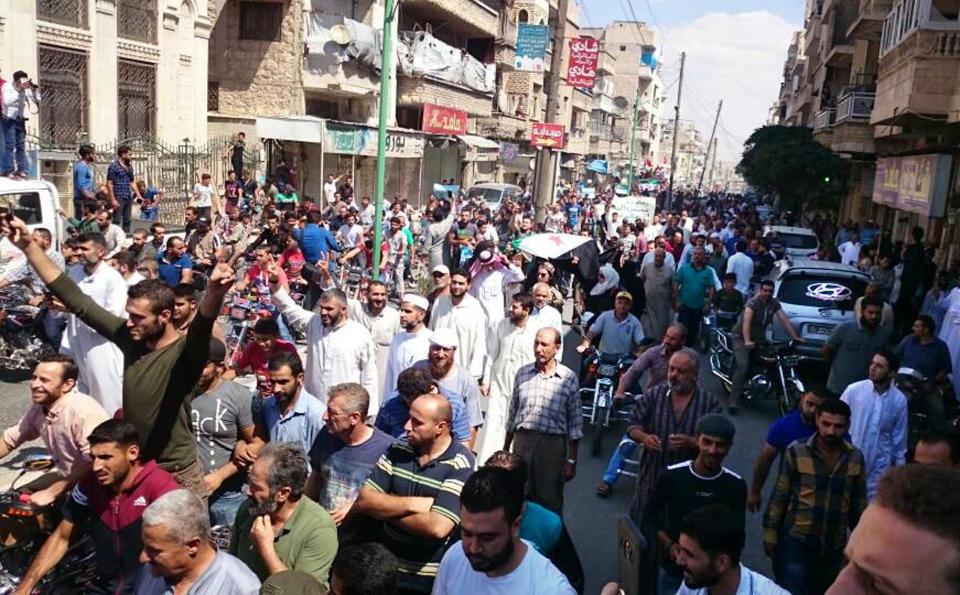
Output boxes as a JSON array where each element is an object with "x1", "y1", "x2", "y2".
[{"x1": 0, "y1": 177, "x2": 65, "y2": 265}]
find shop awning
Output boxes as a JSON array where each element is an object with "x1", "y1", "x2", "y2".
[
  {"x1": 255, "y1": 116, "x2": 325, "y2": 143},
  {"x1": 457, "y1": 134, "x2": 500, "y2": 149}
]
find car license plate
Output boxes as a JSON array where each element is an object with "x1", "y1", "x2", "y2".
[{"x1": 807, "y1": 323, "x2": 834, "y2": 336}]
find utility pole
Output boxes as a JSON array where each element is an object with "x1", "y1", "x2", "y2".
[
  {"x1": 627, "y1": 78, "x2": 642, "y2": 192},
  {"x1": 697, "y1": 99, "x2": 722, "y2": 196},
  {"x1": 706, "y1": 137, "x2": 718, "y2": 191},
  {"x1": 533, "y1": 0, "x2": 570, "y2": 224},
  {"x1": 667, "y1": 51, "x2": 685, "y2": 211},
  {"x1": 371, "y1": 0, "x2": 396, "y2": 280}
]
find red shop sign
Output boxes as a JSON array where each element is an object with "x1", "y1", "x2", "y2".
[
  {"x1": 567, "y1": 37, "x2": 600, "y2": 88},
  {"x1": 531, "y1": 122, "x2": 566, "y2": 148},
  {"x1": 422, "y1": 103, "x2": 469, "y2": 135}
]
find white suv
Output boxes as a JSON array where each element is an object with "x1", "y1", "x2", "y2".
[{"x1": 763, "y1": 225, "x2": 820, "y2": 259}]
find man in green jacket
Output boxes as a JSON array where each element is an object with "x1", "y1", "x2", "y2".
[{"x1": 4, "y1": 216, "x2": 234, "y2": 499}]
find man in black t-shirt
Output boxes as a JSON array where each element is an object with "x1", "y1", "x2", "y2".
[{"x1": 645, "y1": 414, "x2": 746, "y2": 595}]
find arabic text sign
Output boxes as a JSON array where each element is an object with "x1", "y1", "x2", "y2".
[
  {"x1": 323, "y1": 122, "x2": 423, "y2": 158},
  {"x1": 515, "y1": 24, "x2": 549, "y2": 72},
  {"x1": 871, "y1": 154, "x2": 951, "y2": 216},
  {"x1": 422, "y1": 103, "x2": 468, "y2": 135},
  {"x1": 612, "y1": 195, "x2": 657, "y2": 225},
  {"x1": 530, "y1": 123, "x2": 565, "y2": 149},
  {"x1": 567, "y1": 38, "x2": 600, "y2": 88}
]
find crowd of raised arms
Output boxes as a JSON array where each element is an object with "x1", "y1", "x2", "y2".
[{"x1": 0, "y1": 140, "x2": 956, "y2": 595}]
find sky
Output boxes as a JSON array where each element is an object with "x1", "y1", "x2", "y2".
[{"x1": 580, "y1": 0, "x2": 804, "y2": 164}]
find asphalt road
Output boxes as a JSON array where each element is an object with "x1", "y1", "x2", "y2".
[
  {"x1": 0, "y1": 325, "x2": 783, "y2": 594},
  {"x1": 556, "y1": 325, "x2": 782, "y2": 594}
]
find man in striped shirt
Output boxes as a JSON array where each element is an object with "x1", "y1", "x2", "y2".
[{"x1": 354, "y1": 393, "x2": 475, "y2": 593}]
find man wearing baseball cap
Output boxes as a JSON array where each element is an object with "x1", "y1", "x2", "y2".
[{"x1": 576, "y1": 290, "x2": 645, "y2": 356}]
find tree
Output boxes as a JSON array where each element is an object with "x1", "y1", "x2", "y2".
[{"x1": 737, "y1": 125, "x2": 845, "y2": 213}]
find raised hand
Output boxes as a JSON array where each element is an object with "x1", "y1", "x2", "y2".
[
  {"x1": 208, "y1": 261, "x2": 235, "y2": 291},
  {"x1": 2, "y1": 216, "x2": 32, "y2": 250}
]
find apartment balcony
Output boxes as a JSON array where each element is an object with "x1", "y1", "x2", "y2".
[
  {"x1": 572, "y1": 89, "x2": 592, "y2": 112},
  {"x1": 873, "y1": 28, "x2": 960, "y2": 125},
  {"x1": 400, "y1": 0, "x2": 498, "y2": 38},
  {"x1": 475, "y1": 112, "x2": 528, "y2": 141},
  {"x1": 589, "y1": 120, "x2": 614, "y2": 141},
  {"x1": 847, "y1": 0, "x2": 893, "y2": 40},
  {"x1": 832, "y1": 91, "x2": 876, "y2": 154},
  {"x1": 836, "y1": 90, "x2": 875, "y2": 122},
  {"x1": 397, "y1": 76, "x2": 493, "y2": 117},
  {"x1": 566, "y1": 128, "x2": 589, "y2": 155},
  {"x1": 597, "y1": 51, "x2": 617, "y2": 76},
  {"x1": 592, "y1": 93, "x2": 618, "y2": 114},
  {"x1": 814, "y1": 107, "x2": 836, "y2": 132}
]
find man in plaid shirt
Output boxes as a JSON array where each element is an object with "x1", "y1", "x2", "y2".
[
  {"x1": 764, "y1": 398, "x2": 867, "y2": 594},
  {"x1": 505, "y1": 327, "x2": 582, "y2": 514},
  {"x1": 106, "y1": 145, "x2": 141, "y2": 232}
]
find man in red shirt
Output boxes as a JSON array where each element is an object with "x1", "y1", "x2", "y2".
[{"x1": 223, "y1": 316, "x2": 297, "y2": 393}]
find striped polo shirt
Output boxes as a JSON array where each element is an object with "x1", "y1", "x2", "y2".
[{"x1": 365, "y1": 437, "x2": 475, "y2": 591}]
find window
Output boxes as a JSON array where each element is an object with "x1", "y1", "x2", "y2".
[
  {"x1": 620, "y1": 45, "x2": 627, "y2": 51},
  {"x1": 2, "y1": 193, "x2": 43, "y2": 225},
  {"x1": 118, "y1": 60, "x2": 156, "y2": 138},
  {"x1": 37, "y1": 45, "x2": 88, "y2": 149},
  {"x1": 240, "y1": 2, "x2": 283, "y2": 41},
  {"x1": 517, "y1": 9, "x2": 528, "y2": 23},
  {"x1": 776, "y1": 273, "x2": 866, "y2": 310},
  {"x1": 118, "y1": 0, "x2": 157, "y2": 44},
  {"x1": 208, "y1": 81, "x2": 220, "y2": 112},
  {"x1": 36, "y1": 0, "x2": 88, "y2": 28}
]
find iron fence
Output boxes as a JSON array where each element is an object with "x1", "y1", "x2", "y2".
[{"x1": 118, "y1": 0, "x2": 157, "y2": 44}]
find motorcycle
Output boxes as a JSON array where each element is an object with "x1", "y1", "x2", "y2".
[
  {"x1": 0, "y1": 287, "x2": 53, "y2": 371},
  {"x1": 580, "y1": 348, "x2": 636, "y2": 457},
  {"x1": 0, "y1": 453, "x2": 98, "y2": 593},
  {"x1": 708, "y1": 331, "x2": 805, "y2": 416},
  {"x1": 895, "y1": 367, "x2": 960, "y2": 448}
]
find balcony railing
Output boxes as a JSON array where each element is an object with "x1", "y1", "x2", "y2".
[
  {"x1": 836, "y1": 91, "x2": 875, "y2": 122},
  {"x1": 814, "y1": 108, "x2": 836, "y2": 131},
  {"x1": 589, "y1": 120, "x2": 613, "y2": 141}
]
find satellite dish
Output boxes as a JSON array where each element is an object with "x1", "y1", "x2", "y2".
[
  {"x1": 330, "y1": 24, "x2": 353, "y2": 45},
  {"x1": 613, "y1": 96, "x2": 629, "y2": 110}
]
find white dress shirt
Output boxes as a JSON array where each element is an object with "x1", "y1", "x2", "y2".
[
  {"x1": 841, "y1": 378, "x2": 908, "y2": 500},
  {"x1": 676, "y1": 564, "x2": 789, "y2": 595},
  {"x1": 273, "y1": 289, "x2": 379, "y2": 412},
  {"x1": 726, "y1": 251, "x2": 755, "y2": 295},
  {"x1": 1, "y1": 80, "x2": 40, "y2": 119},
  {"x1": 839, "y1": 241, "x2": 862, "y2": 266}
]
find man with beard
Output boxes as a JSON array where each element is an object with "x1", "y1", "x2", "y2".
[
  {"x1": 382, "y1": 294, "x2": 433, "y2": 397},
  {"x1": 841, "y1": 350, "x2": 907, "y2": 500},
  {"x1": 375, "y1": 366, "x2": 472, "y2": 445},
  {"x1": 530, "y1": 282, "x2": 563, "y2": 351},
  {"x1": 304, "y1": 383, "x2": 394, "y2": 546},
  {"x1": 895, "y1": 315, "x2": 952, "y2": 430},
  {"x1": 426, "y1": 265, "x2": 451, "y2": 321},
  {"x1": 432, "y1": 468, "x2": 575, "y2": 594},
  {"x1": 764, "y1": 399, "x2": 866, "y2": 594},
  {"x1": 270, "y1": 270, "x2": 377, "y2": 403},
  {"x1": 249, "y1": 351, "x2": 324, "y2": 459},
  {"x1": 348, "y1": 281, "x2": 400, "y2": 396},
  {"x1": 429, "y1": 269, "x2": 488, "y2": 381},
  {"x1": 230, "y1": 441, "x2": 338, "y2": 588},
  {"x1": 188, "y1": 217, "x2": 218, "y2": 270},
  {"x1": 95, "y1": 209, "x2": 126, "y2": 256},
  {"x1": 475, "y1": 293, "x2": 538, "y2": 466},
  {"x1": 645, "y1": 415, "x2": 747, "y2": 594},
  {"x1": 354, "y1": 393, "x2": 475, "y2": 593},
  {"x1": 413, "y1": 328, "x2": 483, "y2": 448},
  {"x1": 14, "y1": 420, "x2": 179, "y2": 595},
  {"x1": 674, "y1": 504, "x2": 787, "y2": 595},
  {"x1": 505, "y1": 328, "x2": 581, "y2": 514},
  {"x1": 7, "y1": 215, "x2": 235, "y2": 497},
  {"x1": 110, "y1": 251, "x2": 144, "y2": 287},
  {"x1": 134, "y1": 489, "x2": 261, "y2": 594},
  {"x1": 640, "y1": 248, "x2": 675, "y2": 341},
  {"x1": 628, "y1": 351, "x2": 722, "y2": 524},
  {"x1": 823, "y1": 297, "x2": 892, "y2": 397},
  {"x1": 190, "y1": 339, "x2": 256, "y2": 527},
  {"x1": 139, "y1": 223, "x2": 166, "y2": 263},
  {"x1": 747, "y1": 389, "x2": 827, "y2": 513},
  {"x1": 60, "y1": 231, "x2": 127, "y2": 416}
]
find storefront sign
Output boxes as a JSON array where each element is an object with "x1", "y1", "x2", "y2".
[
  {"x1": 515, "y1": 24, "x2": 549, "y2": 72},
  {"x1": 422, "y1": 103, "x2": 468, "y2": 135},
  {"x1": 531, "y1": 123, "x2": 565, "y2": 148},
  {"x1": 567, "y1": 38, "x2": 600, "y2": 88},
  {"x1": 871, "y1": 154, "x2": 951, "y2": 217},
  {"x1": 323, "y1": 121, "x2": 424, "y2": 158}
]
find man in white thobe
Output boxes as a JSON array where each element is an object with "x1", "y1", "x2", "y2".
[
  {"x1": 474, "y1": 293, "x2": 539, "y2": 465},
  {"x1": 841, "y1": 350, "x2": 908, "y2": 500},
  {"x1": 271, "y1": 278, "x2": 379, "y2": 412},
  {"x1": 467, "y1": 250, "x2": 525, "y2": 332},
  {"x1": 382, "y1": 294, "x2": 433, "y2": 398},
  {"x1": 348, "y1": 280, "x2": 400, "y2": 395},
  {"x1": 430, "y1": 269, "x2": 488, "y2": 381},
  {"x1": 939, "y1": 286, "x2": 960, "y2": 400},
  {"x1": 60, "y1": 233, "x2": 126, "y2": 416},
  {"x1": 530, "y1": 282, "x2": 563, "y2": 356}
]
